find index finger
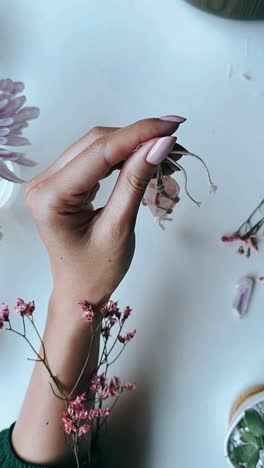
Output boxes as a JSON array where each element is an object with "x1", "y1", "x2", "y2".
[
  {"x1": 51, "y1": 117, "x2": 184, "y2": 199},
  {"x1": 26, "y1": 126, "x2": 119, "y2": 192}
]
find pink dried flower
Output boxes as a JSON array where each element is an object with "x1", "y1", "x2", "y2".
[
  {"x1": 118, "y1": 329, "x2": 136, "y2": 344},
  {"x1": 122, "y1": 306, "x2": 132, "y2": 323},
  {"x1": 0, "y1": 78, "x2": 39, "y2": 183},
  {"x1": 103, "y1": 407, "x2": 110, "y2": 416},
  {"x1": 90, "y1": 374, "x2": 101, "y2": 393},
  {"x1": 14, "y1": 298, "x2": 35, "y2": 317},
  {"x1": 101, "y1": 325, "x2": 111, "y2": 338},
  {"x1": 122, "y1": 382, "x2": 136, "y2": 391},
  {"x1": 67, "y1": 394, "x2": 89, "y2": 422},
  {"x1": 79, "y1": 301, "x2": 94, "y2": 323},
  {"x1": 87, "y1": 408, "x2": 110, "y2": 420},
  {"x1": 143, "y1": 143, "x2": 217, "y2": 228},
  {"x1": 221, "y1": 235, "x2": 240, "y2": 243},
  {"x1": 0, "y1": 303, "x2": 9, "y2": 321},
  {"x1": 109, "y1": 316, "x2": 117, "y2": 325},
  {"x1": 93, "y1": 374, "x2": 136, "y2": 400},
  {"x1": 221, "y1": 201, "x2": 264, "y2": 257},
  {"x1": 100, "y1": 300, "x2": 120, "y2": 318},
  {"x1": 90, "y1": 373, "x2": 107, "y2": 394},
  {"x1": 62, "y1": 413, "x2": 77, "y2": 434},
  {"x1": 74, "y1": 392, "x2": 87, "y2": 405},
  {"x1": 78, "y1": 424, "x2": 90, "y2": 437}
]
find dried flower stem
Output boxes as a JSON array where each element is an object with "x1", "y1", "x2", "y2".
[
  {"x1": 7, "y1": 318, "x2": 68, "y2": 401},
  {"x1": 236, "y1": 199, "x2": 264, "y2": 234},
  {"x1": 27, "y1": 316, "x2": 46, "y2": 361},
  {"x1": 170, "y1": 150, "x2": 217, "y2": 193},
  {"x1": 2, "y1": 299, "x2": 136, "y2": 468},
  {"x1": 221, "y1": 200, "x2": 264, "y2": 257},
  {"x1": 108, "y1": 344, "x2": 127, "y2": 367},
  {"x1": 166, "y1": 156, "x2": 201, "y2": 207},
  {"x1": 155, "y1": 165, "x2": 165, "y2": 193},
  {"x1": 73, "y1": 433, "x2": 80, "y2": 468}
]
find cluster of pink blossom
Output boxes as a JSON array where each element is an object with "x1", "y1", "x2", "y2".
[
  {"x1": 221, "y1": 202, "x2": 264, "y2": 257},
  {"x1": 221, "y1": 234, "x2": 258, "y2": 256},
  {"x1": 121, "y1": 305, "x2": 132, "y2": 323},
  {"x1": 90, "y1": 373, "x2": 136, "y2": 400},
  {"x1": 118, "y1": 329, "x2": 136, "y2": 344},
  {"x1": 14, "y1": 298, "x2": 35, "y2": 317},
  {"x1": 62, "y1": 392, "x2": 110, "y2": 437},
  {"x1": 0, "y1": 303, "x2": 9, "y2": 329},
  {"x1": 101, "y1": 325, "x2": 111, "y2": 338},
  {"x1": 221, "y1": 232, "x2": 259, "y2": 257},
  {"x1": 79, "y1": 300, "x2": 95, "y2": 323},
  {"x1": 1, "y1": 295, "x2": 137, "y2": 463},
  {"x1": 79, "y1": 300, "x2": 132, "y2": 325},
  {"x1": 100, "y1": 301, "x2": 132, "y2": 324},
  {"x1": 100, "y1": 302, "x2": 135, "y2": 343},
  {"x1": 79, "y1": 300, "x2": 136, "y2": 349},
  {"x1": 100, "y1": 300, "x2": 121, "y2": 319},
  {"x1": 0, "y1": 298, "x2": 35, "y2": 328}
]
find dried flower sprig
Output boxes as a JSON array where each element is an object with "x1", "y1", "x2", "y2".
[
  {"x1": 143, "y1": 142, "x2": 217, "y2": 228},
  {"x1": 221, "y1": 200, "x2": 264, "y2": 257},
  {"x1": 1, "y1": 297, "x2": 136, "y2": 468},
  {"x1": 0, "y1": 78, "x2": 39, "y2": 183}
]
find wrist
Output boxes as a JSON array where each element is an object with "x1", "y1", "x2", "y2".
[
  {"x1": 49, "y1": 286, "x2": 110, "y2": 331},
  {"x1": 51, "y1": 280, "x2": 111, "y2": 310}
]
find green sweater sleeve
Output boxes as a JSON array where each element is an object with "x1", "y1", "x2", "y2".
[
  {"x1": 0, "y1": 424, "x2": 62, "y2": 468},
  {"x1": 0, "y1": 424, "x2": 90, "y2": 467}
]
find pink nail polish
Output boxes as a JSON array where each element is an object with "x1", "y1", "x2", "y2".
[
  {"x1": 146, "y1": 136, "x2": 176, "y2": 165},
  {"x1": 160, "y1": 115, "x2": 186, "y2": 123}
]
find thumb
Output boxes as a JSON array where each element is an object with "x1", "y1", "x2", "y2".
[{"x1": 105, "y1": 136, "x2": 176, "y2": 226}]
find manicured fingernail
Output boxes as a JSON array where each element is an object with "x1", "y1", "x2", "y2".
[
  {"x1": 160, "y1": 115, "x2": 186, "y2": 123},
  {"x1": 146, "y1": 136, "x2": 176, "y2": 165}
]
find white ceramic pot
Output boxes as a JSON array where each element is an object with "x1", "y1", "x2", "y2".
[
  {"x1": 224, "y1": 386, "x2": 264, "y2": 466},
  {"x1": 0, "y1": 161, "x2": 15, "y2": 208}
]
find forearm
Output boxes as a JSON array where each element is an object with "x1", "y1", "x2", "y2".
[{"x1": 12, "y1": 291, "x2": 102, "y2": 465}]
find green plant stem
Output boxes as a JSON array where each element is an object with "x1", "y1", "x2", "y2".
[
  {"x1": 69, "y1": 326, "x2": 94, "y2": 398},
  {"x1": 27, "y1": 316, "x2": 46, "y2": 361},
  {"x1": 236, "y1": 200, "x2": 264, "y2": 233},
  {"x1": 7, "y1": 321, "x2": 68, "y2": 402},
  {"x1": 107, "y1": 344, "x2": 126, "y2": 367},
  {"x1": 73, "y1": 434, "x2": 80, "y2": 468}
]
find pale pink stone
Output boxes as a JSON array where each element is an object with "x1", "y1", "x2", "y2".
[{"x1": 143, "y1": 176, "x2": 180, "y2": 219}]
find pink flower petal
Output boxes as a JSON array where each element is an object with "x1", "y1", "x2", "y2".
[
  {"x1": 0, "y1": 128, "x2": 10, "y2": 137},
  {"x1": 0, "y1": 117, "x2": 14, "y2": 126},
  {"x1": 0, "y1": 161, "x2": 24, "y2": 183},
  {"x1": 5, "y1": 135, "x2": 31, "y2": 146},
  {"x1": 0, "y1": 96, "x2": 26, "y2": 117},
  {"x1": 13, "y1": 156, "x2": 36, "y2": 167},
  {"x1": 13, "y1": 107, "x2": 40, "y2": 123}
]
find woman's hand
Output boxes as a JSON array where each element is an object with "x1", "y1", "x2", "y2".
[
  {"x1": 13, "y1": 116, "x2": 185, "y2": 465},
  {"x1": 25, "y1": 117, "x2": 184, "y2": 307}
]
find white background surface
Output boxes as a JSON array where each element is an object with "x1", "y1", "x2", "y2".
[{"x1": 0, "y1": 1, "x2": 264, "y2": 467}]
